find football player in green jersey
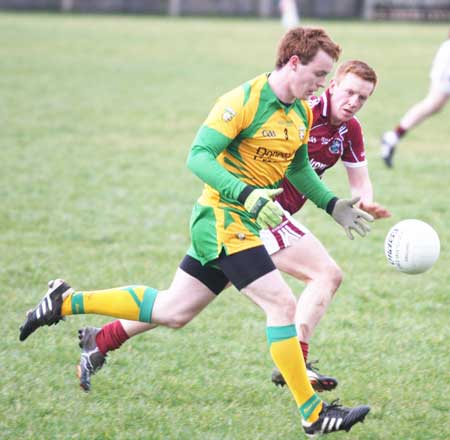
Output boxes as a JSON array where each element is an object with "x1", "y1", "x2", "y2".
[{"x1": 20, "y1": 27, "x2": 372, "y2": 437}]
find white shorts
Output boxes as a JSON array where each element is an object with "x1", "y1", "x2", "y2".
[
  {"x1": 430, "y1": 40, "x2": 450, "y2": 95},
  {"x1": 260, "y1": 203, "x2": 310, "y2": 256}
]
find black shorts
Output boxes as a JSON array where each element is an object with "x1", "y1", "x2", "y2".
[{"x1": 179, "y1": 246, "x2": 276, "y2": 294}]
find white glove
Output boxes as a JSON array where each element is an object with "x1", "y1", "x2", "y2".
[{"x1": 331, "y1": 196, "x2": 374, "y2": 240}]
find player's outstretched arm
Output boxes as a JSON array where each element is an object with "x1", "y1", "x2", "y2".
[{"x1": 346, "y1": 166, "x2": 391, "y2": 220}]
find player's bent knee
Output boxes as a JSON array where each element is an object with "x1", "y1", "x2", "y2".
[
  {"x1": 329, "y1": 263, "x2": 344, "y2": 291},
  {"x1": 319, "y1": 261, "x2": 343, "y2": 293}
]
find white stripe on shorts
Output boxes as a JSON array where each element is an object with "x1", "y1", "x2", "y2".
[{"x1": 260, "y1": 203, "x2": 310, "y2": 256}]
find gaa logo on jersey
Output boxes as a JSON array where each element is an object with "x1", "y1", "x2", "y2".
[
  {"x1": 329, "y1": 139, "x2": 342, "y2": 154},
  {"x1": 262, "y1": 129, "x2": 277, "y2": 138},
  {"x1": 298, "y1": 126, "x2": 306, "y2": 141},
  {"x1": 222, "y1": 107, "x2": 236, "y2": 122}
]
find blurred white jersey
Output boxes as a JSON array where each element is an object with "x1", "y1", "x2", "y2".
[
  {"x1": 280, "y1": 0, "x2": 299, "y2": 29},
  {"x1": 430, "y1": 39, "x2": 450, "y2": 94}
]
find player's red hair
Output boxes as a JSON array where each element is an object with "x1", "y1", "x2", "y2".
[
  {"x1": 335, "y1": 60, "x2": 378, "y2": 90},
  {"x1": 275, "y1": 27, "x2": 341, "y2": 69}
]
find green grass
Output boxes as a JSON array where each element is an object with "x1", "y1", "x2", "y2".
[{"x1": 1, "y1": 12, "x2": 449, "y2": 439}]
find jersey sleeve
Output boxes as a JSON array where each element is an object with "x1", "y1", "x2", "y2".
[
  {"x1": 285, "y1": 145, "x2": 335, "y2": 210},
  {"x1": 341, "y1": 118, "x2": 367, "y2": 168},
  {"x1": 186, "y1": 87, "x2": 250, "y2": 201}
]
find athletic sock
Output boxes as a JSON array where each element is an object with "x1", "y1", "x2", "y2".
[
  {"x1": 267, "y1": 325, "x2": 322, "y2": 423},
  {"x1": 300, "y1": 340, "x2": 309, "y2": 363},
  {"x1": 95, "y1": 320, "x2": 130, "y2": 355},
  {"x1": 60, "y1": 285, "x2": 158, "y2": 322}
]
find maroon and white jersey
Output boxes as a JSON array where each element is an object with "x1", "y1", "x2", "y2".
[{"x1": 276, "y1": 89, "x2": 367, "y2": 215}]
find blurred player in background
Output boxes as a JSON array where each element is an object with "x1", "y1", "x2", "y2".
[
  {"x1": 280, "y1": 0, "x2": 300, "y2": 29},
  {"x1": 20, "y1": 27, "x2": 373, "y2": 437},
  {"x1": 381, "y1": 28, "x2": 450, "y2": 167}
]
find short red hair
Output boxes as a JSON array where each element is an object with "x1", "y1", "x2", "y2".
[
  {"x1": 334, "y1": 60, "x2": 378, "y2": 89},
  {"x1": 275, "y1": 27, "x2": 341, "y2": 69}
]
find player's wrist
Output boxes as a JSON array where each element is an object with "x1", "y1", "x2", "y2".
[
  {"x1": 238, "y1": 185, "x2": 254, "y2": 204},
  {"x1": 326, "y1": 197, "x2": 338, "y2": 215}
]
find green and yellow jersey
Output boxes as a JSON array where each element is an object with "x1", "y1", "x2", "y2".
[{"x1": 187, "y1": 73, "x2": 335, "y2": 264}]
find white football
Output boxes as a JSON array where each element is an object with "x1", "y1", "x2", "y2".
[{"x1": 384, "y1": 219, "x2": 440, "y2": 274}]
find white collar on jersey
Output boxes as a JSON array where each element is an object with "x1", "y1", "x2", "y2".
[{"x1": 321, "y1": 91, "x2": 329, "y2": 118}]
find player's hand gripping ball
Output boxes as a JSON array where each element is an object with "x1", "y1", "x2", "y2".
[{"x1": 384, "y1": 219, "x2": 440, "y2": 274}]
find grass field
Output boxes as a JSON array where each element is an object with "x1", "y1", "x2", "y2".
[{"x1": 1, "y1": 12, "x2": 449, "y2": 439}]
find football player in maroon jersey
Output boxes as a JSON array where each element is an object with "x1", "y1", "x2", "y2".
[{"x1": 266, "y1": 59, "x2": 391, "y2": 388}]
